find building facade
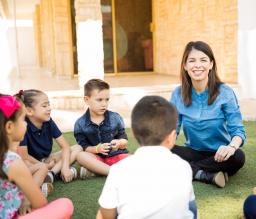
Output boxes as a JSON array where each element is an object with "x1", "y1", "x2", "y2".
[{"x1": 1, "y1": 0, "x2": 256, "y2": 97}]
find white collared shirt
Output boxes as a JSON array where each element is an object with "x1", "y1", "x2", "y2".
[{"x1": 99, "y1": 146, "x2": 195, "y2": 219}]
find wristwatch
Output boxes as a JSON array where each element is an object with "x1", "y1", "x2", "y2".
[{"x1": 229, "y1": 143, "x2": 237, "y2": 151}]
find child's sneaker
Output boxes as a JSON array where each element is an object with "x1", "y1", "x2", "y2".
[
  {"x1": 80, "y1": 166, "x2": 94, "y2": 179},
  {"x1": 41, "y1": 182, "x2": 54, "y2": 197},
  {"x1": 44, "y1": 171, "x2": 54, "y2": 183},
  {"x1": 70, "y1": 166, "x2": 78, "y2": 180}
]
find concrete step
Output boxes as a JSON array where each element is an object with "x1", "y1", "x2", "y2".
[
  {"x1": 47, "y1": 84, "x2": 178, "y2": 112},
  {"x1": 48, "y1": 83, "x2": 256, "y2": 132},
  {"x1": 48, "y1": 84, "x2": 178, "y2": 132}
]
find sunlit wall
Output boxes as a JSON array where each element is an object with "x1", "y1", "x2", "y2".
[
  {"x1": 238, "y1": 0, "x2": 256, "y2": 98},
  {"x1": 0, "y1": 19, "x2": 12, "y2": 93}
]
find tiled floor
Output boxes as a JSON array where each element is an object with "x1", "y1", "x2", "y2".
[{"x1": 4, "y1": 67, "x2": 180, "y2": 93}]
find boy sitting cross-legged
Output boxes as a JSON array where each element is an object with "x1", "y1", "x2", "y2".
[
  {"x1": 97, "y1": 96, "x2": 197, "y2": 219},
  {"x1": 74, "y1": 79, "x2": 129, "y2": 177}
]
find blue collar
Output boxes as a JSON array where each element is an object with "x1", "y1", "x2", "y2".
[
  {"x1": 83, "y1": 109, "x2": 110, "y2": 127},
  {"x1": 26, "y1": 117, "x2": 44, "y2": 132},
  {"x1": 192, "y1": 87, "x2": 209, "y2": 99}
]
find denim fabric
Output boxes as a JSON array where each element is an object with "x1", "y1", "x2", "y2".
[
  {"x1": 170, "y1": 84, "x2": 246, "y2": 152},
  {"x1": 74, "y1": 110, "x2": 128, "y2": 157}
]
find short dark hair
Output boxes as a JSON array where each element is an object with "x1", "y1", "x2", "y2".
[
  {"x1": 131, "y1": 96, "x2": 177, "y2": 146},
  {"x1": 84, "y1": 79, "x2": 110, "y2": 96}
]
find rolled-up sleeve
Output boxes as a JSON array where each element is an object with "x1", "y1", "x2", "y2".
[
  {"x1": 74, "y1": 121, "x2": 90, "y2": 149},
  {"x1": 115, "y1": 114, "x2": 128, "y2": 140},
  {"x1": 222, "y1": 90, "x2": 246, "y2": 146}
]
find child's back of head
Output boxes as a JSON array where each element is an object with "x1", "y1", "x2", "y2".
[{"x1": 131, "y1": 95, "x2": 177, "y2": 146}]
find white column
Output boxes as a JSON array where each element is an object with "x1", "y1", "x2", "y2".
[
  {"x1": 238, "y1": 0, "x2": 256, "y2": 98},
  {"x1": 75, "y1": 0, "x2": 104, "y2": 88}
]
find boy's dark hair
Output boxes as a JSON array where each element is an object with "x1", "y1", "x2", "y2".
[
  {"x1": 15, "y1": 89, "x2": 45, "y2": 107},
  {"x1": 131, "y1": 96, "x2": 177, "y2": 146},
  {"x1": 84, "y1": 79, "x2": 110, "y2": 96}
]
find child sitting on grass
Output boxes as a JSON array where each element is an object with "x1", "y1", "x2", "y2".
[
  {"x1": 0, "y1": 94, "x2": 73, "y2": 219},
  {"x1": 97, "y1": 96, "x2": 197, "y2": 219},
  {"x1": 74, "y1": 79, "x2": 129, "y2": 178},
  {"x1": 16, "y1": 89, "x2": 82, "y2": 184},
  {"x1": 16, "y1": 141, "x2": 53, "y2": 197}
]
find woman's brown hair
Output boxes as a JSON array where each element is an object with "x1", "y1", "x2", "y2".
[{"x1": 180, "y1": 41, "x2": 222, "y2": 106}]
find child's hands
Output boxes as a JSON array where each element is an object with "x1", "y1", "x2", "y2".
[
  {"x1": 110, "y1": 140, "x2": 120, "y2": 151},
  {"x1": 19, "y1": 197, "x2": 32, "y2": 215},
  {"x1": 61, "y1": 168, "x2": 73, "y2": 183},
  {"x1": 97, "y1": 143, "x2": 111, "y2": 155}
]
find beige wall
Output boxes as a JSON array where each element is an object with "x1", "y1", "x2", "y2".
[
  {"x1": 52, "y1": 0, "x2": 74, "y2": 78},
  {"x1": 33, "y1": 5, "x2": 42, "y2": 67},
  {"x1": 154, "y1": 0, "x2": 237, "y2": 83},
  {"x1": 34, "y1": 0, "x2": 74, "y2": 77},
  {"x1": 33, "y1": 0, "x2": 238, "y2": 83},
  {"x1": 39, "y1": 0, "x2": 55, "y2": 72}
]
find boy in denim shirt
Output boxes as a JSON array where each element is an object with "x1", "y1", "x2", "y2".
[{"x1": 74, "y1": 79, "x2": 129, "y2": 177}]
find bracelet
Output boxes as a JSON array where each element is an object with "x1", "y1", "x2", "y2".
[{"x1": 95, "y1": 144, "x2": 101, "y2": 154}]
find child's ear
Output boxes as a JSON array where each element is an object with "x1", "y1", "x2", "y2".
[
  {"x1": 5, "y1": 121, "x2": 14, "y2": 135},
  {"x1": 26, "y1": 107, "x2": 33, "y2": 116},
  {"x1": 162, "y1": 130, "x2": 176, "y2": 149},
  {"x1": 84, "y1": 96, "x2": 89, "y2": 103},
  {"x1": 168, "y1": 130, "x2": 177, "y2": 148}
]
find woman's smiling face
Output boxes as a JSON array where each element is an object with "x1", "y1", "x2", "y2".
[{"x1": 184, "y1": 48, "x2": 213, "y2": 83}]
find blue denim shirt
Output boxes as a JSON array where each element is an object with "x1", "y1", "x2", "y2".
[
  {"x1": 74, "y1": 109, "x2": 128, "y2": 157},
  {"x1": 170, "y1": 84, "x2": 246, "y2": 152}
]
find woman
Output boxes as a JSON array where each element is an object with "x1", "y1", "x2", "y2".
[{"x1": 170, "y1": 41, "x2": 245, "y2": 188}]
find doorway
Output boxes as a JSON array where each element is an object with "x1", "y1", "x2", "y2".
[
  {"x1": 71, "y1": 0, "x2": 78, "y2": 75},
  {"x1": 101, "y1": 0, "x2": 153, "y2": 74}
]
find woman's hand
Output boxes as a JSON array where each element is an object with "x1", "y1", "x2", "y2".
[{"x1": 214, "y1": 145, "x2": 236, "y2": 162}]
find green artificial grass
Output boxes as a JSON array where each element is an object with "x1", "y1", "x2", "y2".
[{"x1": 49, "y1": 121, "x2": 256, "y2": 219}]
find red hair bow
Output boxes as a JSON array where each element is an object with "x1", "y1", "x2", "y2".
[{"x1": 0, "y1": 95, "x2": 21, "y2": 118}]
